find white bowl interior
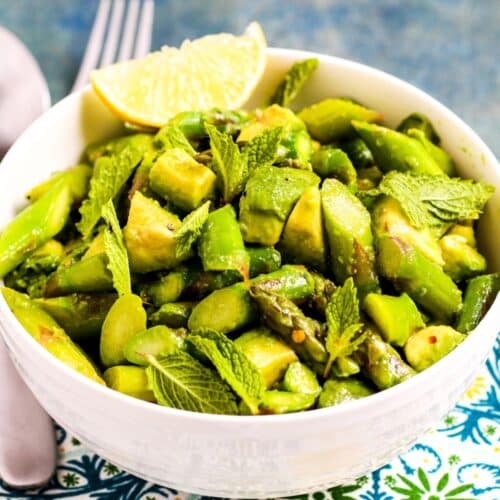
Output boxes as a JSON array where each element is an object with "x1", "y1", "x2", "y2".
[{"x1": 0, "y1": 48, "x2": 498, "y2": 498}]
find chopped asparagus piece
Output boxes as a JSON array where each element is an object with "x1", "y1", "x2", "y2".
[
  {"x1": 2, "y1": 287, "x2": 104, "y2": 384},
  {"x1": 260, "y1": 390, "x2": 316, "y2": 414},
  {"x1": 439, "y1": 234, "x2": 486, "y2": 282},
  {"x1": 376, "y1": 235, "x2": 462, "y2": 322},
  {"x1": 318, "y1": 378, "x2": 374, "y2": 408},
  {"x1": 321, "y1": 178, "x2": 379, "y2": 296},
  {"x1": 354, "y1": 331, "x2": 415, "y2": 390},
  {"x1": 299, "y1": 98, "x2": 382, "y2": 142},
  {"x1": 455, "y1": 273, "x2": 500, "y2": 333},
  {"x1": 282, "y1": 361, "x2": 321, "y2": 396},
  {"x1": 124, "y1": 325, "x2": 186, "y2": 366}
]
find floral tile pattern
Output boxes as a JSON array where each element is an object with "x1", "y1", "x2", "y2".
[{"x1": 1, "y1": 338, "x2": 498, "y2": 499}]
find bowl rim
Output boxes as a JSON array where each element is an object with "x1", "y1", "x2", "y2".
[{"x1": 0, "y1": 46, "x2": 499, "y2": 426}]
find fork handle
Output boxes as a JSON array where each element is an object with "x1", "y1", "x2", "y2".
[{"x1": 0, "y1": 338, "x2": 57, "y2": 489}]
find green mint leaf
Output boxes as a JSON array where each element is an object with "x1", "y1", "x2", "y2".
[
  {"x1": 174, "y1": 201, "x2": 211, "y2": 258},
  {"x1": 101, "y1": 200, "x2": 131, "y2": 296},
  {"x1": 206, "y1": 123, "x2": 247, "y2": 203},
  {"x1": 187, "y1": 329, "x2": 264, "y2": 415},
  {"x1": 77, "y1": 144, "x2": 144, "y2": 236},
  {"x1": 85, "y1": 133, "x2": 153, "y2": 165},
  {"x1": 153, "y1": 124, "x2": 195, "y2": 155},
  {"x1": 270, "y1": 58, "x2": 319, "y2": 107},
  {"x1": 242, "y1": 127, "x2": 282, "y2": 173},
  {"x1": 379, "y1": 172, "x2": 494, "y2": 228},
  {"x1": 420, "y1": 177, "x2": 494, "y2": 221},
  {"x1": 326, "y1": 277, "x2": 360, "y2": 333},
  {"x1": 379, "y1": 173, "x2": 432, "y2": 227},
  {"x1": 146, "y1": 352, "x2": 238, "y2": 415},
  {"x1": 324, "y1": 277, "x2": 365, "y2": 377}
]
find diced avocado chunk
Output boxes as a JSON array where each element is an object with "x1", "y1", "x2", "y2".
[
  {"x1": 83, "y1": 231, "x2": 105, "y2": 258},
  {"x1": 259, "y1": 390, "x2": 316, "y2": 414},
  {"x1": 239, "y1": 166, "x2": 320, "y2": 245},
  {"x1": 363, "y1": 293, "x2": 425, "y2": 346},
  {"x1": 321, "y1": 178, "x2": 377, "y2": 290},
  {"x1": 439, "y1": 234, "x2": 486, "y2": 282},
  {"x1": 242, "y1": 166, "x2": 320, "y2": 220},
  {"x1": 124, "y1": 192, "x2": 181, "y2": 273},
  {"x1": 280, "y1": 186, "x2": 326, "y2": 271},
  {"x1": 234, "y1": 327, "x2": 297, "y2": 388},
  {"x1": 404, "y1": 325, "x2": 465, "y2": 371},
  {"x1": 238, "y1": 104, "x2": 305, "y2": 142},
  {"x1": 318, "y1": 378, "x2": 374, "y2": 408},
  {"x1": 298, "y1": 98, "x2": 382, "y2": 143},
  {"x1": 149, "y1": 148, "x2": 216, "y2": 211},
  {"x1": 282, "y1": 361, "x2": 321, "y2": 396},
  {"x1": 103, "y1": 366, "x2": 156, "y2": 402},
  {"x1": 372, "y1": 197, "x2": 444, "y2": 267},
  {"x1": 239, "y1": 196, "x2": 284, "y2": 246},
  {"x1": 446, "y1": 223, "x2": 476, "y2": 247},
  {"x1": 331, "y1": 356, "x2": 361, "y2": 378}
]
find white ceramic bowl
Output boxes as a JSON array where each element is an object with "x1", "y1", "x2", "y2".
[{"x1": 0, "y1": 48, "x2": 499, "y2": 498}]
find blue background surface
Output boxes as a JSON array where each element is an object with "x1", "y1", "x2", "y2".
[
  {"x1": 0, "y1": 0, "x2": 499, "y2": 157},
  {"x1": 0, "y1": 2, "x2": 499, "y2": 498}
]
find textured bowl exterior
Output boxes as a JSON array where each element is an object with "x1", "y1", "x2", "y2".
[{"x1": 0, "y1": 48, "x2": 499, "y2": 498}]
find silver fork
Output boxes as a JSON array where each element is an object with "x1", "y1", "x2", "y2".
[
  {"x1": 72, "y1": 0, "x2": 154, "y2": 92},
  {"x1": 0, "y1": 1, "x2": 154, "y2": 491}
]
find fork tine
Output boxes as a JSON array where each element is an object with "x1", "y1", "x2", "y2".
[
  {"x1": 117, "y1": 0, "x2": 141, "y2": 62},
  {"x1": 134, "y1": 0, "x2": 154, "y2": 58},
  {"x1": 71, "y1": 0, "x2": 111, "y2": 93},
  {"x1": 72, "y1": 0, "x2": 154, "y2": 94},
  {"x1": 99, "y1": 0, "x2": 125, "y2": 67}
]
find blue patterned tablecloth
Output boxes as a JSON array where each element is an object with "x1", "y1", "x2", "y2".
[
  {"x1": 0, "y1": 339, "x2": 498, "y2": 500},
  {"x1": 0, "y1": 1, "x2": 498, "y2": 498}
]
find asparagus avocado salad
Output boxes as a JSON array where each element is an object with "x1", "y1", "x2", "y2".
[{"x1": 0, "y1": 57, "x2": 497, "y2": 416}]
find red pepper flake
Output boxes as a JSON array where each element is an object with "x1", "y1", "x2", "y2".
[
  {"x1": 292, "y1": 329, "x2": 306, "y2": 343},
  {"x1": 39, "y1": 325, "x2": 55, "y2": 342},
  {"x1": 428, "y1": 335, "x2": 437, "y2": 344}
]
